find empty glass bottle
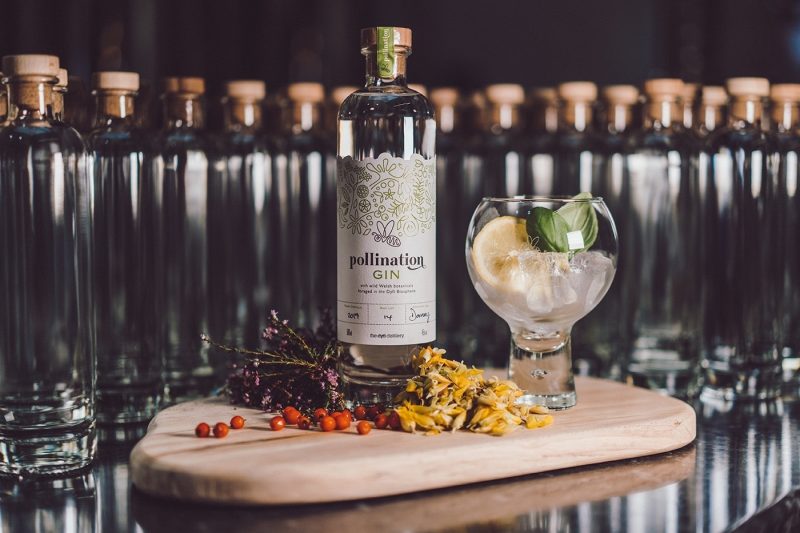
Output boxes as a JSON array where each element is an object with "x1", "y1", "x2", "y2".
[
  {"x1": 53, "y1": 68, "x2": 67, "y2": 123},
  {"x1": 219, "y1": 80, "x2": 270, "y2": 348},
  {"x1": 271, "y1": 82, "x2": 334, "y2": 329},
  {"x1": 681, "y1": 82, "x2": 700, "y2": 131},
  {"x1": 696, "y1": 86, "x2": 727, "y2": 138},
  {"x1": 524, "y1": 87, "x2": 558, "y2": 195},
  {"x1": 553, "y1": 82, "x2": 601, "y2": 195},
  {"x1": 156, "y1": 77, "x2": 222, "y2": 402},
  {"x1": 702, "y1": 77, "x2": 782, "y2": 400},
  {"x1": 0, "y1": 54, "x2": 95, "y2": 475},
  {"x1": 86, "y1": 71, "x2": 162, "y2": 429},
  {"x1": 623, "y1": 79, "x2": 703, "y2": 397},
  {"x1": 769, "y1": 83, "x2": 800, "y2": 393}
]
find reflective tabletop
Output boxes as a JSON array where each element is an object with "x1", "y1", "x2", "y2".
[{"x1": 1, "y1": 395, "x2": 799, "y2": 532}]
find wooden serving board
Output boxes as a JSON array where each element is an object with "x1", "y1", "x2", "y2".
[{"x1": 130, "y1": 377, "x2": 696, "y2": 505}]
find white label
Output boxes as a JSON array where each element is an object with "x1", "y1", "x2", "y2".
[{"x1": 336, "y1": 153, "x2": 436, "y2": 345}]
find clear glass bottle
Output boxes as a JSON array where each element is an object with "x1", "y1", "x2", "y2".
[
  {"x1": 681, "y1": 82, "x2": 700, "y2": 130},
  {"x1": 337, "y1": 27, "x2": 436, "y2": 404},
  {"x1": 272, "y1": 82, "x2": 334, "y2": 329},
  {"x1": 769, "y1": 84, "x2": 800, "y2": 394},
  {"x1": 524, "y1": 87, "x2": 558, "y2": 195},
  {"x1": 86, "y1": 71, "x2": 162, "y2": 430},
  {"x1": 697, "y1": 86, "x2": 727, "y2": 138},
  {"x1": 430, "y1": 87, "x2": 465, "y2": 355},
  {"x1": 219, "y1": 80, "x2": 270, "y2": 348},
  {"x1": 0, "y1": 54, "x2": 95, "y2": 475},
  {"x1": 623, "y1": 79, "x2": 703, "y2": 397},
  {"x1": 156, "y1": 77, "x2": 221, "y2": 402},
  {"x1": 553, "y1": 82, "x2": 602, "y2": 195},
  {"x1": 52, "y1": 68, "x2": 68, "y2": 123},
  {"x1": 702, "y1": 78, "x2": 782, "y2": 400},
  {"x1": 573, "y1": 84, "x2": 638, "y2": 378},
  {"x1": 327, "y1": 86, "x2": 359, "y2": 141}
]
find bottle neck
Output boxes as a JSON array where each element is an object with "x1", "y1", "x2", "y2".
[
  {"x1": 728, "y1": 96, "x2": 765, "y2": 128},
  {"x1": 163, "y1": 94, "x2": 204, "y2": 129},
  {"x1": 93, "y1": 92, "x2": 136, "y2": 127},
  {"x1": 6, "y1": 78, "x2": 56, "y2": 122},
  {"x1": 530, "y1": 102, "x2": 558, "y2": 133},
  {"x1": 364, "y1": 51, "x2": 408, "y2": 88},
  {"x1": 288, "y1": 101, "x2": 321, "y2": 134},
  {"x1": 643, "y1": 98, "x2": 681, "y2": 130},
  {"x1": 606, "y1": 103, "x2": 634, "y2": 134},
  {"x1": 699, "y1": 103, "x2": 724, "y2": 133},
  {"x1": 0, "y1": 86, "x2": 6, "y2": 121},
  {"x1": 771, "y1": 101, "x2": 799, "y2": 132},
  {"x1": 486, "y1": 102, "x2": 520, "y2": 133},
  {"x1": 559, "y1": 101, "x2": 593, "y2": 132},
  {"x1": 224, "y1": 99, "x2": 262, "y2": 132},
  {"x1": 682, "y1": 100, "x2": 694, "y2": 129}
]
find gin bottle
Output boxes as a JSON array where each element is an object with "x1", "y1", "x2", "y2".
[
  {"x1": 553, "y1": 82, "x2": 601, "y2": 194},
  {"x1": 156, "y1": 77, "x2": 221, "y2": 402},
  {"x1": 703, "y1": 78, "x2": 782, "y2": 400},
  {"x1": 523, "y1": 87, "x2": 558, "y2": 195},
  {"x1": 0, "y1": 54, "x2": 95, "y2": 475},
  {"x1": 624, "y1": 79, "x2": 703, "y2": 397},
  {"x1": 697, "y1": 86, "x2": 727, "y2": 138},
  {"x1": 87, "y1": 71, "x2": 162, "y2": 427},
  {"x1": 338, "y1": 27, "x2": 436, "y2": 404},
  {"x1": 219, "y1": 80, "x2": 270, "y2": 348},
  {"x1": 769, "y1": 84, "x2": 800, "y2": 392}
]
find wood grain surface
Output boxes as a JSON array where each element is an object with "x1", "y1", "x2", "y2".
[{"x1": 130, "y1": 377, "x2": 696, "y2": 505}]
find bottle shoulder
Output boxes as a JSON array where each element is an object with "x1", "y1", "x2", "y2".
[
  {"x1": 628, "y1": 128, "x2": 698, "y2": 154},
  {"x1": 339, "y1": 89, "x2": 435, "y2": 120},
  {"x1": 704, "y1": 125, "x2": 775, "y2": 154},
  {"x1": 0, "y1": 120, "x2": 85, "y2": 154}
]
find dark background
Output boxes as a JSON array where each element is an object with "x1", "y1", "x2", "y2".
[{"x1": 0, "y1": 0, "x2": 798, "y2": 94}]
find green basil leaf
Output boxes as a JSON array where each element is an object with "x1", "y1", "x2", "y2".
[
  {"x1": 526, "y1": 207, "x2": 570, "y2": 253},
  {"x1": 556, "y1": 192, "x2": 598, "y2": 252}
]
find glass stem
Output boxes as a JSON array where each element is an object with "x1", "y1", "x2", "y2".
[{"x1": 509, "y1": 328, "x2": 576, "y2": 409}]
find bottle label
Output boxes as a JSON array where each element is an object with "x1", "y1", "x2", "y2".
[
  {"x1": 376, "y1": 27, "x2": 396, "y2": 79},
  {"x1": 337, "y1": 153, "x2": 436, "y2": 345}
]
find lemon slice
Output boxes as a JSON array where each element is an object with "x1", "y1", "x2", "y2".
[{"x1": 471, "y1": 216, "x2": 533, "y2": 293}]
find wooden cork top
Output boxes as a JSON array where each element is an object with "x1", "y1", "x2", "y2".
[
  {"x1": 93, "y1": 71, "x2": 140, "y2": 91},
  {"x1": 701, "y1": 86, "x2": 727, "y2": 106},
  {"x1": 430, "y1": 87, "x2": 459, "y2": 106},
  {"x1": 486, "y1": 84, "x2": 525, "y2": 104},
  {"x1": 56, "y1": 68, "x2": 68, "y2": 88},
  {"x1": 287, "y1": 82, "x2": 324, "y2": 103},
  {"x1": 162, "y1": 76, "x2": 205, "y2": 95},
  {"x1": 643, "y1": 79, "x2": 684, "y2": 97},
  {"x1": 2, "y1": 54, "x2": 59, "y2": 77},
  {"x1": 602, "y1": 85, "x2": 639, "y2": 105},
  {"x1": 558, "y1": 82, "x2": 598, "y2": 102},
  {"x1": 361, "y1": 27, "x2": 412, "y2": 48},
  {"x1": 225, "y1": 80, "x2": 266, "y2": 100},
  {"x1": 770, "y1": 83, "x2": 800, "y2": 102},
  {"x1": 726, "y1": 77, "x2": 769, "y2": 97}
]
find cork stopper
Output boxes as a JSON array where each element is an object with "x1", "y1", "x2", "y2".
[
  {"x1": 701, "y1": 86, "x2": 727, "y2": 106},
  {"x1": 361, "y1": 27, "x2": 412, "y2": 49},
  {"x1": 726, "y1": 77, "x2": 769, "y2": 97},
  {"x1": 287, "y1": 82, "x2": 324, "y2": 103},
  {"x1": 225, "y1": 80, "x2": 266, "y2": 100},
  {"x1": 92, "y1": 71, "x2": 140, "y2": 92},
  {"x1": 56, "y1": 68, "x2": 68, "y2": 89},
  {"x1": 331, "y1": 86, "x2": 358, "y2": 106},
  {"x1": 770, "y1": 83, "x2": 800, "y2": 102},
  {"x1": 529, "y1": 87, "x2": 557, "y2": 103},
  {"x1": 602, "y1": 85, "x2": 639, "y2": 104},
  {"x1": 408, "y1": 83, "x2": 427, "y2": 97},
  {"x1": 558, "y1": 82, "x2": 598, "y2": 102},
  {"x1": 430, "y1": 87, "x2": 459, "y2": 106},
  {"x1": 485, "y1": 84, "x2": 525, "y2": 104},
  {"x1": 163, "y1": 76, "x2": 205, "y2": 95},
  {"x1": 2, "y1": 54, "x2": 59, "y2": 77},
  {"x1": 643, "y1": 79, "x2": 684, "y2": 97}
]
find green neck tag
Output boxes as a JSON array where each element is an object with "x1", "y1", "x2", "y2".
[{"x1": 376, "y1": 26, "x2": 396, "y2": 79}]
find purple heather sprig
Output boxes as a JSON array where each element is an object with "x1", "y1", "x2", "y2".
[{"x1": 202, "y1": 308, "x2": 343, "y2": 413}]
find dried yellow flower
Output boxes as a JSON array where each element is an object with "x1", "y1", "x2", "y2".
[{"x1": 393, "y1": 347, "x2": 554, "y2": 436}]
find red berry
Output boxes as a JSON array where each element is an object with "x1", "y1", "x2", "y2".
[
  {"x1": 213, "y1": 422, "x2": 229, "y2": 438},
  {"x1": 230, "y1": 415, "x2": 245, "y2": 430},
  {"x1": 284, "y1": 409, "x2": 301, "y2": 425},
  {"x1": 388, "y1": 411, "x2": 401, "y2": 430},
  {"x1": 365, "y1": 405, "x2": 380, "y2": 420},
  {"x1": 283, "y1": 406, "x2": 298, "y2": 416},
  {"x1": 353, "y1": 405, "x2": 367, "y2": 420},
  {"x1": 270, "y1": 416, "x2": 286, "y2": 431},
  {"x1": 356, "y1": 421, "x2": 371, "y2": 435},
  {"x1": 195, "y1": 422, "x2": 210, "y2": 438},
  {"x1": 297, "y1": 416, "x2": 312, "y2": 430},
  {"x1": 374, "y1": 414, "x2": 389, "y2": 429},
  {"x1": 314, "y1": 408, "x2": 329, "y2": 421},
  {"x1": 333, "y1": 413, "x2": 351, "y2": 430},
  {"x1": 320, "y1": 416, "x2": 336, "y2": 432}
]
